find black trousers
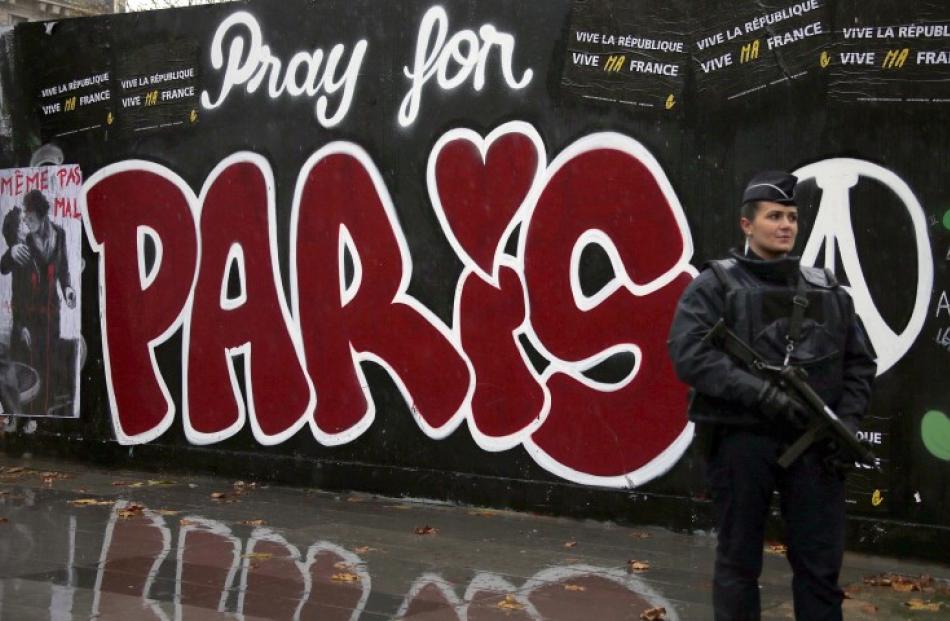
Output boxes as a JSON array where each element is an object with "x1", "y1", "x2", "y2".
[{"x1": 705, "y1": 427, "x2": 845, "y2": 621}]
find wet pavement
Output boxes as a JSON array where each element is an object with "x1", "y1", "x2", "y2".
[{"x1": 0, "y1": 455, "x2": 947, "y2": 620}]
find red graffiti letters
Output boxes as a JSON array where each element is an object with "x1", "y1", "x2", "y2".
[
  {"x1": 81, "y1": 125, "x2": 696, "y2": 486},
  {"x1": 521, "y1": 136, "x2": 695, "y2": 484},
  {"x1": 185, "y1": 156, "x2": 314, "y2": 444},
  {"x1": 291, "y1": 145, "x2": 469, "y2": 443},
  {"x1": 84, "y1": 166, "x2": 198, "y2": 443}
]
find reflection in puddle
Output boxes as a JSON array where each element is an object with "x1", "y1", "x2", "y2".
[{"x1": 4, "y1": 502, "x2": 679, "y2": 619}]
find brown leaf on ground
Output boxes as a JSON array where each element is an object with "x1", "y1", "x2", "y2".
[
  {"x1": 243, "y1": 552, "x2": 273, "y2": 561},
  {"x1": 0, "y1": 517, "x2": 8, "y2": 524},
  {"x1": 563, "y1": 540, "x2": 577, "y2": 548},
  {"x1": 331, "y1": 571, "x2": 360, "y2": 582},
  {"x1": 354, "y1": 546, "x2": 378, "y2": 554},
  {"x1": 496, "y1": 595, "x2": 524, "y2": 611},
  {"x1": 111, "y1": 480, "x2": 139, "y2": 487},
  {"x1": 468, "y1": 510, "x2": 496, "y2": 517},
  {"x1": 210, "y1": 492, "x2": 227, "y2": 500},
  {"x1": 640, "y1": 606, "x2": 667, "y2": 620},
  {"x1": 147, "y1": 480, "x2": 176, "y2": 486},
  {"x1": 69, "y1": 498, "x2": 114, "y2": 507},
  {"x1": 414, "y1": 525, "x2": 438, "y2": 535},
  {"x1": 764, "y1": 542, "x2": 788, "y2": 555},
  {"x1": 117, "y1": 504, "x2": 145, "y2": 518},
  {"x1": 905, "y1": 599, "x2": 943, "y2": 611},
  {"x1": 239, "y1": 519, "x2": 266, "y2": 527},
  {"x1": 891, "y1": 577, "x2": 917, "y2": 592},
  {"x1": 628, "y1": 560, "x2": 651, "y2": 572},
  {"x1": 864, "y1": 574, "x2": 892, "y2": 587},
  {"x1": 563, "y1": 584, "x2": 586, "y2": 592},
  {"x1": 629, "y1": 531, "x2": 651, "y2": 539}
]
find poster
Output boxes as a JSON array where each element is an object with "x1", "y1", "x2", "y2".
[
  {"x1": 561, "y1": 0, "x2": 690, "y2": 112},
  {"x1": 32, "y1": 20, "x2": 113, "y2": 140},
  {"x1": 828, "y1": 1, "x2": 950, "y2": 104},
  {"x1": 115, "y1": 40, "x2": 200, "y2": 134},
  {"x1": 692, "y1": 0, "x2": 831, "y2": 102},
  {"x1": 0, "y1": 165, "x2": 82, "y2": 418}
]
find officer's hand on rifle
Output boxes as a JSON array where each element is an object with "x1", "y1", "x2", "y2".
[
  {"x1": 822, "y1": 439, "x2": 856, "y2": 476},
  {"x1": 757, "y1": 381, "x2": 809, "y2": 429}
]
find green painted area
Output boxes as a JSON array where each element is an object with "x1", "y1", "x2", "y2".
[
  {"x1": 921, "y1": 410, "x2": 950, "y2": 461},
  {"x1": 943, "y1": 209, "x2": 950, "y2": 230}
]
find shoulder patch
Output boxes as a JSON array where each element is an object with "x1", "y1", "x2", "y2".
[{"x1": 800, "y1": 265, "x2": 837, "y2": 288}]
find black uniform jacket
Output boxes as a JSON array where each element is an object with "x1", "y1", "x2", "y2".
[{"x1": 667, "y1": 250, "x2": 877, "y2": 429}]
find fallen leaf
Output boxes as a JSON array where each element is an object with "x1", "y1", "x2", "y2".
[
  {"x1": 468, "y1": 510, "x2": 496, "y2": 517},
  {"x1": 354, "y1": 546, "x2": 377, "y2": 554},
  {"x1": 117, "y1": 504, "x2": 145, "y2": 518},
  {"x1": 864, "y1": 574, "x2": 892, "y2": 587},
  {"x1": 764, "y1": 542, "x2": 788, "y2": 555},
  {"x1": 210, "y1": 492, "x2": 227, "y2": 500},
  {"x1": 147, "y1": 480, "x2": 176, "y2": 486},
  {"x1": 563, "y1": 541, "x2": 577, "y2": 548},
  {"x1": 630, "y1": 531, "x2": 651, "y2": 539},
  {"x1": 628, "y1": 560, "x2": 651, "y2": 572},
  {"x1": 331, "y1": 571, "x2": 360, "y2": 582},
  {"x1": 243, "y1": 552, "x2": 273, "y2": 561},
  {"x1": 111, "y1": 480, "x2": 138, "y2": 487},
  {"x1": 905, "y1": 599, "x2": 943, "y2": 611},
  {"x1": 414, "y1": 525, "x2": 438, "y2": 535},
  {"x1": 640, "y1": 606, "x2": 667, "y2": 620},
  {"x1": 179, "y1": 518, "x2": 197, "y2": 527},
  {"x1": 69, "y1": 498, "x2": 114, "y2": 507},
  {"x1": 239, "y1": 519, "x2": 266, "y2": 527},
  {"x1": 563, "y1": 584, "x2": 586, "y2": 592},
  {"x1": 0, "y1": 517, "x2": 8, "y2": 523},
  {"x1": 496, "y1": 595, "x2": 524, "y2": 611},
  {"x1": 892, "y1": 577, "x2": 916, "y2": 592}
]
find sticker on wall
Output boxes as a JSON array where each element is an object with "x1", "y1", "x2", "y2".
[
  {"x1": 114, "y1": 40, "x2": 201, "y2": 134},
  {"x1": 921, "y1": 410, "x2": 950, "y2": 461},
  {"x1": 828, "y1": 0, "x2": 950, "y2": 105},
  {"x1": 691, "y1": 0, "x2": 831, "y2": 103},
  {"x1": 32, "y1": 20, "x2": 113, "y2": 140},
  {"x1": 0, "y1": 165, "x2": 83, "y2": 418},
  {"x1": 560, "y1": 0, "x2": 691, "y2": 112}
]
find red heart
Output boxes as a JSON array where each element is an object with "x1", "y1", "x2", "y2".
[{"x1": 433, "y1": 129, "x2": 540, "y2": 278}]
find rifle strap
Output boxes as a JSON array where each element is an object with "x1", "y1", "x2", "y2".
[{"x1": 785, "y1": 274, "x2": 809, "y2": 364}]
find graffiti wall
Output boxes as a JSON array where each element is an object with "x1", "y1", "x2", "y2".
[{"x1": 1, "y1": 0, "x2": 948, "y2": 540}]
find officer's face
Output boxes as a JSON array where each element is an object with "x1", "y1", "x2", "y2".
[{"x1": 740, "y1": 202, "x2": 798, "y2": 259}]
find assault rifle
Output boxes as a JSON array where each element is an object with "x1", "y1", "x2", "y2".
[{"x1": 703, "y1": 318, "x2": 880, "y2": 471}]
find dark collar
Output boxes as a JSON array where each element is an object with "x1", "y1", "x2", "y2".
[{"x1": 729, "y1": 248, "x2": 800, "y2": 284}]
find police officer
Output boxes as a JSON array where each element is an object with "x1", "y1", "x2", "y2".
[{"x1": 667, "y1": 171, "x2": 876, "y2": 621}]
